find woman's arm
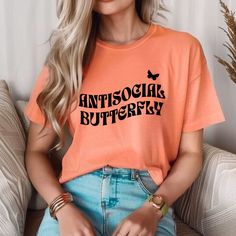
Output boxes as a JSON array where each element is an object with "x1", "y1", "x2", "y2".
[
  {"x1": 112, "y1": 129, "x2": 204, "y2": 236},
  {"x1": 25, "y1": 122, "x2": 65, "y2": 205},
  {"x1": 147, "y1": 128, "x2": 204, "y2": 208},
  {"x1": 25, "y1": 122, "x2": 97, "y2": 235}
]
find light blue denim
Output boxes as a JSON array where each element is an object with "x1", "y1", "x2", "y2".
[{"x1": 37, "y1": 165, "x2": 177, "y2": 236}]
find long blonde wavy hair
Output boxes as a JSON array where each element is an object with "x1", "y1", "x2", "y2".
[{"x1": 37, "y1": 0, "x2": 164, "y2": 151}]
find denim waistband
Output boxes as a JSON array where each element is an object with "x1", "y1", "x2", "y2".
[{"x1": 91, "y1": 165, "x2": 150, "y2": 180}]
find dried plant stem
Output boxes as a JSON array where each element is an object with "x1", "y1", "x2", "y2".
[{"x1": 215, "y1": 0, "x2": 236, "y2": 83}]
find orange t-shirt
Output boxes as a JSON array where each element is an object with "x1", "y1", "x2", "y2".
[{"x1": 24, "y1": 23, "x2": 226, "y2": 185}]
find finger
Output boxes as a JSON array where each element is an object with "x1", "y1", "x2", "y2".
[
  {"x1": 83, "y1": 227, "x2": 96, "y2": 236},
  {"x1": 137, "y1": 231, "x2": 152, "y2": 236},
  {"x1": 91, "y1": 226, "x2": 98, "y2": 236},
  {"x1": 128, "y1": 227, "x2": 143, "y2": 236},
  {"x1": 116, "y1": 225, "x2": 130, "y2": 236},
  {"x1": 112, "y1": 222, "x2": 123, "y2": 236},
  {"x1": 114, "y1": 232, "x2": 128, "y2": 236},
  {"x1": 87, "y1": 220, "x2": 97, "y2": 236}
]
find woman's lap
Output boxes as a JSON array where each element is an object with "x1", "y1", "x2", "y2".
[{"x1": 37, "y1": 166, "x2": 176, "y2": 236}]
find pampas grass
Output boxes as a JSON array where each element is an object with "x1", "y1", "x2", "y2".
[{"x1": 215, "y1": 0, "x2": 236, "y2": 83}]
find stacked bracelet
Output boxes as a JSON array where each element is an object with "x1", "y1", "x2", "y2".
[{"x1": 49, "y1": 192, "x2": 73, "y2": 220}]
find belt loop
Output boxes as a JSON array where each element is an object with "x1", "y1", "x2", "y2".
[
  {"x1": 103, "y1": 165, "x2": 113, "y2": 175},
  {"x1": 131, "y1": 169, "x2": 138, "y2": 180}
]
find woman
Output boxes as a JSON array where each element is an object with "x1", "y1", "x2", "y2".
[{"x1": 24, "y1": 0, "x2": 226, "y2": 235}]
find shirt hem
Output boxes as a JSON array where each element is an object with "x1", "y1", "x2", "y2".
[{"x1": 59, "y1": 165, "x2": 165, "y2": 186}]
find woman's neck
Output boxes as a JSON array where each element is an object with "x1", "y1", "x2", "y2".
[{"x1": 97, "y1": 6, "x2": 149, "y2": 44}]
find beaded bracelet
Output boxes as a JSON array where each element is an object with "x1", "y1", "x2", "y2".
[{"x1": 49, "y1": 192, "x2": 73, "y2": 220}]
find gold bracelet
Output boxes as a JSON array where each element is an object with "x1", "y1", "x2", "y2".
[
  {"x1": 146, "y1": 194, "x2": 169, "y2": 219},
  {"x1": 49, "y1": 192, "x2": 73, "y2": 220},
  {"x1": 50, "y1": 194, "x2": 71, "y2": 210}
]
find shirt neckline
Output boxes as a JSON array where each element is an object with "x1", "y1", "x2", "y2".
[{"x1": 95, "y1": 22, "x2": 157, "y2": 50}]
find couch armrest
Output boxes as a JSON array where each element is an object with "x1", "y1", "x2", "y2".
[{"x1": 173, "y1": 142, "x2": 236, "y2": 236}]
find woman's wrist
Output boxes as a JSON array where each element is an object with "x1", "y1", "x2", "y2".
[
  {"x1": 142, "y1": 201, "x2": 163, "y2": 219},
  {"x1": 48, "y1": 192, "x2": 74, "y2": 220},
  {"x1": 55, "y1": 202, "x2": 75, "y2": 220}
]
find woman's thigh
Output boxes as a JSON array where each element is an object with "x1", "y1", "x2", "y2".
[
  {"x1": 36, "y1": 171, "x2": 104, "y2": 236},
  {"x1": 157, "y1": 207, "x2": 177, "y2": 236},
  {"x1": 103, "y1": 168, "x2": 176, "y2": 236},
  {"x1": 134, "y1": 171, "x2": 177, "y2": 236},
  {"x1": 36, "y1": 166, "x2": 177, "y2": 236}
]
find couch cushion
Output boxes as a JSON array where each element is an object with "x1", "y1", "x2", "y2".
[
  {"x1": 175, "y1": 215, "x2": 202, "y2": 235},
  {"x1": 174, "y1": 143, "x2": 236, "y2": 236},
  {"x1": 0, "y1": 80, "x2": 32, "y2": 235}
]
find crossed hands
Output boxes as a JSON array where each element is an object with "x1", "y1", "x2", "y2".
[{"x1": 57, "y1": 201, "x2": 162, "y2": 236}]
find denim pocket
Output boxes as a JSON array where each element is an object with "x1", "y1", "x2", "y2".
[{"x1": 135, "y1": 171, "x2": 159, "y2": 195}]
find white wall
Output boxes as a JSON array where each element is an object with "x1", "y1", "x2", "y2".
[
  {"x1": 0, "y1": 0, "x2": 235, "y2": 153},
  {"x1": 0, "y1": 0, "x2": 57, "y2": 99},
  {"x1": 164, "y1": 0, "x2": 236, "y2": 153}
]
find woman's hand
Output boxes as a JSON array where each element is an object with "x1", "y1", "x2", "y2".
[
  {"x1": 56, "y1": 202, "x2": 97, "y2": 236},
  {"x1": 112, "y1": 201, "x2": 162, "y2": 236}
]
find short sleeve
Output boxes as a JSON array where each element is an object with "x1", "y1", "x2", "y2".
[
  {"x1": 182, "y1": 39, "x2": 226, "y2": 132},
  {"x1": 24, "y1": 65, "x2": 52, "y2": 128}
]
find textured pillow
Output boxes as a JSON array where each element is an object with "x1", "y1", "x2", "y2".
[
  {"x1": 174, "y1": 143, "x2": 236, "y2": 236},
  {"x1": 0, "y1": 80, "x2": 32, "y2": 236},
  {"x1": 15, "y1": 100, "x2": 72, "y2": 210}
]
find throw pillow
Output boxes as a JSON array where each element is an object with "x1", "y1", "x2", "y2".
[{"x1": 0, "y1": 80, "x2": 32, "y2": 236}]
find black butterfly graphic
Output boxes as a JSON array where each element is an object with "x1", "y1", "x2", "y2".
[{"x1": 147, "y1": 70, "x2": 160, "y2": 80}]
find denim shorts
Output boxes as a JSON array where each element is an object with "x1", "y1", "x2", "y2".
[{"x1": 37, "y1": 165, "x2": 177, "y2": 236}]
